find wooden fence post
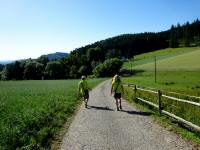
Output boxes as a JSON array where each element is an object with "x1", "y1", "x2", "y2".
[
  {"x1": 158, "y1": 90, "x2": 162, "y2": 114},
  {"x1": 134, "y1": 85, "x2": 137, "y2": 102}
]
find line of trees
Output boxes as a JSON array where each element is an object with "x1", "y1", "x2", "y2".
[
  {"x1": 1, "y1": 19, "x2": 200, "y2": 80},
  {"x1": 169, "y1": 19, "x2": 200, "y2": 48},
  {"x1": 0, "y1": 55, "x2": 123, "y2": 80}
]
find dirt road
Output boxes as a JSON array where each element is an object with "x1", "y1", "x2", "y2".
[{"x1": 60, "y1": 80, "x2": 194, "y2": 150}]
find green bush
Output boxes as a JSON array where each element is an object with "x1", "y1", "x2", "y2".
[
  {"x1": 78, "y1": 65, "x2": 88, "y2": 76},
  {"x1": 93, "y1": 58, "x2": 123, "y2": 77}
]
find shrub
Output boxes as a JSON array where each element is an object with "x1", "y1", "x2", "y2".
[{"x1": 93, "y1": 58, "x2": 123, "y2": 77}]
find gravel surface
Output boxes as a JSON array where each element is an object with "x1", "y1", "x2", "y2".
[{"x1": 60, "y1": 80, "x2": 196, "y2": 150}]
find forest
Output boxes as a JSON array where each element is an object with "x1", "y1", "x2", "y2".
[{"x1": 1, "y1": 19, "x2": 200, "y2": 80}]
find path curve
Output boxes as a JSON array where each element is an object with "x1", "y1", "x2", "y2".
[{"x1": 60, "y1": 80, "x2": 195, "y2": 150}]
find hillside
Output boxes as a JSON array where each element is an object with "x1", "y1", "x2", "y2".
[
  {"x1": 122, "y1": 47, "x2": 200, "y2": 96},
  {"x1": 123, "y1": 47, "x2": 200, "y2": 71},
  {"x1": 1, "y1": 19, "x2": 200, "y2": 80},
  {"x1": 135, "y1": 49, "x2": 200, "y2": 71},
  {"x1": 43, "y1": 52, "x2": 68, "y2": 60},
  {"x1": 71, "y1": 19, "x2": 200, "y2": 59}
]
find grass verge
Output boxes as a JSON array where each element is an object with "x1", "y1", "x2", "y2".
[
  {"x1": 0, "y1": 78, "x2": 106, "y2": 149},
  {"x1": 123, "y1": 85, "x2": 200, "y2": 147}
]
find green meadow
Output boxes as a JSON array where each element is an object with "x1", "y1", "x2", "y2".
[
  {"x1": 123, "y1": 71, "x2": 200, "y2": 125},
  {"x1": 134, "y1": 49, "x2": 200, "y2": 71},
  {"x1": 122, "y1": 47, "x2": 200, "y2": 143},
  {"x1": 0, "y1": 79, "x2": 105, "y2": 149},
  {"x1": 123, "y1": 71, "x2": 200, "y2": 97},
  {"x1": 122, "y1": 47, "x2": 200, "y2": 95},
  {"x1": 123, "y1": 47, "x2": 200, "y2": 71}
]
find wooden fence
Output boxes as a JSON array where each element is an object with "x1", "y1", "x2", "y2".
[{"x1": 124, "y1": 84, "x2": 200, "y2": 132}]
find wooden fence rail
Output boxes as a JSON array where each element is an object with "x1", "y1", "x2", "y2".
[{"x1": 124, "y1": 84, "x2": 200, "y2": 132}]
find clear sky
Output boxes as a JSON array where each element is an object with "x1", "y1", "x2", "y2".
[{"x1": 0, "y1": 0, "x2": 199, "y2": 60}]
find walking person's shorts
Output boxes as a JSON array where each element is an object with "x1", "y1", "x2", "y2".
[{"x1": 114, "y1": 93, "x2": 121, "y2": 99}]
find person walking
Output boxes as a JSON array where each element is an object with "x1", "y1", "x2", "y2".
[
  {"x1": 111, "y1": 74, "x2": 118, "y2": 84},
  {"x1": 78, "y1": 76, "x2": 90, "y2": 108},
  {"x1": 111, "y1": 75, "x2": 124, "y2": 111}
]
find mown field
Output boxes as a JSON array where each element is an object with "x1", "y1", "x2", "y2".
[
  {"x1": 123, "y1": 71, "x2": 200, "y2": 125},
  {"x1": 122, "y1": 47, "x2": 200, "y2": 95},
  {"x1": 123, "y1": 47, "x2": 200, "y2": 70},
  {"x1": 0, "y1": 79, "x2": 105, "y2": 149},
  {"x1": 134, "y1": 49, "x2": 200, "y2": 71},
  {"x1": 122, "y1": 47, "x2": 200, "y2": 143},
  {"x1": 123, "y1": 71, "x2": 200, "y2": 96}
]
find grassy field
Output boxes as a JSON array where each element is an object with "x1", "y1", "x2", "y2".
[
  {"x1": 123, "y1": 47, "x2": 200, "y2": 70},
  {"x1": 122, "y1": 47, "x2": 200, "y2": 144},
  {"x1": 122, "y1": 47, "x2": 200, "y2": 96},
  {"x1": 0, "y1": 79, "x2": 105, "y2": 149},
  {"x1": 123, "y1": 71, "x2": 200, "y2": 124},
  {"x1": 134, "y1": 49, "x2": 200, "y2": 71},
  {"x1": 123, "y1": 71, "x2": 200, "y2": 97}
]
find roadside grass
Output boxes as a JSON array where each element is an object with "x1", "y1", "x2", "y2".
[
  {"x1": 0, "y1": 78, "x2": 106, "y2": 149},
  {"x1": 122, "y1": 47, "x2": 200, "y2": 146},
  {"x1": 123, "y1": 71, "x2": 200, "y2": 126},
  {"x1": 123, "y1": 71, "x2": 200, "y2": 97},
  {"x1": 124, "y1": 87, "x2": 200, "y2": 146}
]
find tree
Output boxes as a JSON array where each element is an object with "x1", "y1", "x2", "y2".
[
  {"x1": 183, "y1": 22, "x2": 191, "y2": 47},
  {"x1": 13, "y1": 61, "x2": 24, "y2": 80},
  {"x1": 1, "y1": 66, "x2": 9, "y2": 80},
  {"x1": 91, "y1": 60, "x2": 100, "y2": 70},
  {"x1": 0, "y1": 62, "x2": 24, "y2": 80},
  {"x1": 69, "y1": 65, "x2": 78, "y2": 78},
  {"x1": 24, "y1": 61, "x2": 44, "y2": 80},
  {"x1": 86, "y1": 47, "x2": 103, "y2": 62},
  {"x1": 92, "y1": 63, "x2": 104, "y2": 77},
  {"x1": 105, "y1": 49, "x2": 121, "y2": 59},
  {"x1": 93, "y1": 58, "x2": 123, "y2": 77},
  {"x1": 78, "y1": 65, "x2": 88, "y2": 76},
  {"x1": 169, "y1": 25, "x2": 178, "y2": 48},
  {"x1": 45, "y1": 61, "x2": 63, "y2": 79},
  {"x1": 0, "y1": 64, "x2": 4, "y2": 71},
  {"x1": 37, "y1": 55, "x2": 49, "y2": 66},
  {"x1": 35, "y1": 63, "x2": 45, "y2": 79}
]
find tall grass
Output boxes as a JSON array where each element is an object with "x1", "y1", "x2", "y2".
[{"x1": 0, "y1": 79, "x2": 105, "y2": 149}]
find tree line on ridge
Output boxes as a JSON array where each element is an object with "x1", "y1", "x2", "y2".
[{"x1": 1, "y1": 19, "x2": 200, "y2": 80}]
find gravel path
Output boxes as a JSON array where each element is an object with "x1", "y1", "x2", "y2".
[{"x1": 60, "y1": 80, "x2": 195, "y2": 150}]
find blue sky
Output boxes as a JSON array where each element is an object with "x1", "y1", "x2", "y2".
[{"x1": 0, "y1": 0, "x2": 199, "y2": 60}]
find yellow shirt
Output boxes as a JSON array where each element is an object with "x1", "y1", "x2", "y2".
[
  {"x1": 112, "y1": 81, "x2": 124, "y2": 93},
  {"x1": 78, "y1": 80, "x2": 89, "y2": 94}
]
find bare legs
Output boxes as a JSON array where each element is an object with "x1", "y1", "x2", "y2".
[
  {"x1": 84, "y1": 97, "x2": 88, "y2": 108},
  {"x1": 119, "y1": 98, "x2": 122, "y2": 109},
  {"x1": 115, "y1": 98, "x2": 122, "y2": 111}
]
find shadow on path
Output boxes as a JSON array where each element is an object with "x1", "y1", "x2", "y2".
[
  {"x1": 87, "y1": 105, "x2": 114, "y2": 111},
  {"x1": 121, "y1": 110, "x2": 152, "y2": 116}
]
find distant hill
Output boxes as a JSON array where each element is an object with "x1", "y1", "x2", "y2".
[
  {"x1": 0, "y1": 60, "x2": 13, "y2": 65},
  {"x1": 43, "y1": 52, "x2": 69, "y2": 60},
  {"x1": 0, "y1": 52, "x2": 68, "y2": 65},
  {"x1": 71, "y1": 19, "x2": 200, "y2": 59}
]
